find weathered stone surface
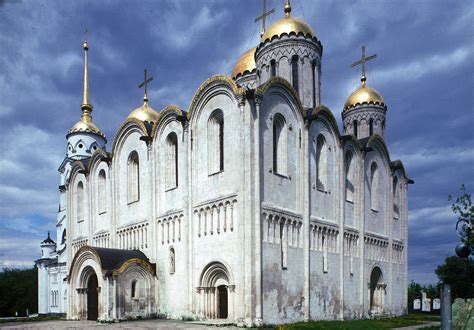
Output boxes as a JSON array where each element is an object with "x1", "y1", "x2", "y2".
[{"x1": 452, "y1": 298, "x2": 474, "y2": 330}]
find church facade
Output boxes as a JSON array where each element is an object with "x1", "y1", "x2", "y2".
[{"x1": 36, "y1": 1, "x2": 412, "y2": 325}]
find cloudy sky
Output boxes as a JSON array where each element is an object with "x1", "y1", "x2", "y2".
[{"x1": 0, "y1": 0, "x2": 472, "y2": 284}]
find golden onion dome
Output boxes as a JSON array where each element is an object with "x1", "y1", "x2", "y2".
[
  {"x1": 232, "y1": 47, "x2": 256, "y2": 78},
  {"x1": 127, "y1": 99, "x2": 160, "y2": 123},
  {"x1": 344, "y1": 83, "x2": 385, "y2": 111},
  {"x1": 261, "y1": 16, "x2": 315, "y2": 42},
  {"x1": 68, "y1": 118, "x2": 104, "y2": 137}
]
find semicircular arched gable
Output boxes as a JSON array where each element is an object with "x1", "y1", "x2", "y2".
[
  {"x1": 68, "y1": 160, "x2": 89, "y2": 188},
  {"x1": 88, "y1": 149, "x2": 110, "y2": 177},
  {"x1": 366, "y1": 134, "x2": 391, "y2": 171},
  {"x1": 110, "y1": 120, "x2": 149, "y2": 160},
  {"x1": 152, "y1": 105, "x2": 185, "y2": 141},
  {"x1": 308, "y1": 105, "x2": 341, "y2": 139},
  {"x1": 113, "y1": 258, "x2": 156, "y2": 277},
  {"x1": 187, "y1": 75, "x2": 244, "y2": 123},
  {"x1": 111, "y1": 119, "x2": 149, "y2": 157},
  {"x1": 391, "y1": 160, "x2": 412, "y2": 183},
  {"x1": 68, "y1": 246, "x2": 103, "y2": 284},
  {"x1": 256, "y1": 77, "x2": 305, "y2": 122}
]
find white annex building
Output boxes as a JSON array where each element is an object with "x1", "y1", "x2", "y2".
[{"x1": 36, "y1": 1, "x2": 413, "y2": 325}]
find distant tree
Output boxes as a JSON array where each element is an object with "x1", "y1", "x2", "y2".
[
  {"x1": 435, "y1": 256, "x2": 474, "y2": 299},
  {"x1": 0, "y1": 268, "x2": 38, "y2": 317},
  {"x1": 449, "y1": 184, "x2": 474, "y2": 248},
  {"x1": 408, "y1": 281, "x2": 423, "y2": 310}
]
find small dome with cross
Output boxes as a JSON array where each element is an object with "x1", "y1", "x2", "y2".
[{"x1": 126, "y1": 69, "x2": 160, "y2": 124}]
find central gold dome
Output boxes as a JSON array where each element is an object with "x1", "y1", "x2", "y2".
[
  {"x1": 344, "y1": 84, "x2": 385, "y2": 111},
  {"x1": 232, "y1": 47, "x2": 256, "y2": 78},
  {"x1": 127, "y1": 100, "x2": 160, "y2": 123},
  {"x1": 261, "y1": 16, "x2": 315, "y2": 42}
]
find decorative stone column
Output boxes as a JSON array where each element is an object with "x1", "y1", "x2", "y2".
[{"x1": 227, "y1": 285, "x2": 235, "y2": 320}]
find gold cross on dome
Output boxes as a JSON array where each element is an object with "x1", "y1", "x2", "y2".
[
  {"x1": 255, "y1": 0, "x2": 275, "y2": 36},
  {"x1": 351, "y1": 46, "x2": 377, "y2": 84},
  {"x1": 138, "y1": 69, "x2": 153, "y2": 100}
]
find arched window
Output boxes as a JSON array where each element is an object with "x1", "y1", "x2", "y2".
[
  {"x1": 61, "y1": 229, "x2": 67, "y2": 245},
  {"x1": 131, "y1": 279, "x2": 137, "y2": 298},
  {"x1": 393, "y1": 176, "x2": 399, "y2": 217},
  {"x1": 77, "y1": 181, "x2": 84, "y2": 222},
  {"x1": 316, "y1": 135, "x2": 328, "y2": 191},
  {"x1": 369, "y1": 118, "x2": 374, "y2": 136},
  {"x1": 166, "y1": 132, "x2": 178, "y2": 189},
  {"x1": 169, "y1": 247, "x2": 175, "y2": 274},
  {"x1": 291, "y1": 55, "x2": 299, "y2": 92},
  {"x1": 273, "y1": 114, "x2": 288, "y2": 176},
  {"x1": 98, "y1": 169, "x2": 106, "y2": 214},
  {"x1": 353, "y1": 120, "x2": 358, "y2": 138},
  {"x1": 345, "y1": 151, "x2": 355, "y2": 202},
  {"x1": 270, "y1": 59, "x2": 276, "y2": 77},
  {"x1": 208, "y1": 110, "x2": 224, "y2": 174},
  {"x1": 370, "y1": 162, "x2": 379, "y2": 211},
  {"x1": 127, "y1": 151, "x2": 139, "y2": 203}
]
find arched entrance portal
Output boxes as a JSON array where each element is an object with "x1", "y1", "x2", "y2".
[
  {"x1": 369, "y1": 266, "x2": 385, "y2": 315},
  {"x1": 87, "y1": 273, "x2": 99, "y2": 320},
  {"x1": 217, "y1": 285, "x2": 228, "y2": 318},
  {"x1": 197, "y1": 261, "x2": 235, "y2": 319}
]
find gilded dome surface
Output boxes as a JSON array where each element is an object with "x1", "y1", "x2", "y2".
[
  {"x1": 232, "y1": 47, "x2": 256, "y2": 78},
  {"x1": 127, "y1": 100, "x2": 160, "y2": 123},
  {"x1": 344, "y1": 84, "x2": 385, "y2": 110},
  {"x1": 261, "y1": 16, "x2": 315, "y2": 42},
  {"x1": 68, "y1": 115, "x2": 105, "y2": 138}
]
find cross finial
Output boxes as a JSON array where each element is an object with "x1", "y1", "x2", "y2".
[
  {"x1": 138, "y1": 69, "x2": 154, "y2": 102},
  {"x1": 255, "y1": 0, "x2": 275, "y2": 37},
  {"x1": 351, "y1": 45, "x2": 377, "y2": 85}
]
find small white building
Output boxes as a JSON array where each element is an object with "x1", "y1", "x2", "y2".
[{"x1": 36, "y1": 1, "x2": 412, "y2": 325}]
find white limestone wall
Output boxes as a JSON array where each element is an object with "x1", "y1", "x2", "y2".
[
  {"x1": 309, "y1": 250, "x2": 341, "y2": 320},
  {"x1": 115, "y1": 130, "x2": 151, "y2": 229},
  {"x1": 309, "y1": 120, "x2": 338, "y2": 223},
  {"x1": 364, "y1": 152, "x2": 388, "y2": 235},
  {"x1": 261, "y1": 242, "x2": 305, "y2": 323},
  {"x1": 38, "y1": 264, "x2": 49, "y2": 314},
  {"x1": 190, "y1": 91, "x2": 245, "y2": 321},
  {"x1": 91, "y1": 161, "x2": 112, "y2": 236},
  {"x1": 343, "y1": 255, "x2": 363, "y2": 318},
  {"x1": 260, "y1": 93, "x2": 301, "y2": 212},
  {"x1": 153, "y1": 117, "x2": 189, "y2": 318},
  {"x1": 71, "y1": 173, "x2": 89, "y2": 241}
]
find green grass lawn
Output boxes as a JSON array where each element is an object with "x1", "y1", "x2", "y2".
[{"x1": 274, "y1": 313, "x2": 441, "y2": 329}]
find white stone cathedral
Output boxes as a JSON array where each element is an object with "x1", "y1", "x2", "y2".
[{"x1": 36, "y1": 1, "x2": 412, "y2": 325}]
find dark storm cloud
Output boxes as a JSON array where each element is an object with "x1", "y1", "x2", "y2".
[{"x1": 0, "y1": 0, "x2": 472, "y2": 284}]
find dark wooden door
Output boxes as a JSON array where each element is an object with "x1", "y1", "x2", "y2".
[
  {"x1": 217, "y1": 285, "x2": 228, "y2": 319},
  {"x1": 87, "y1": 274, "x2": 98, "y2": 320}
]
